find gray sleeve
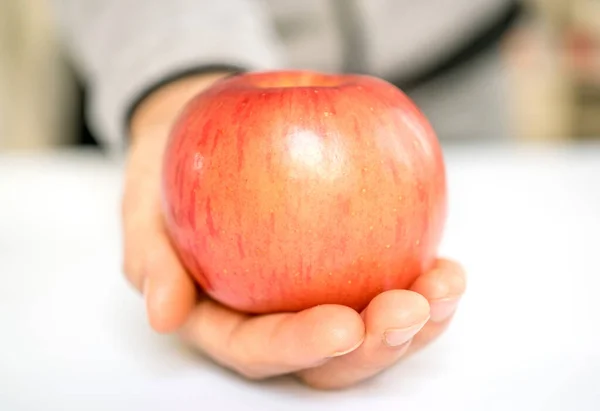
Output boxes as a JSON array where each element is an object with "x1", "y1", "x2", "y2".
[{"x1": 50, "y1": 0, "x2": 285, "y2": 151}]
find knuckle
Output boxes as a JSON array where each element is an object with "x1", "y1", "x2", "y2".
[
  {"x1": 298, "y1": 374, "x2": 342, "y2": 390},
  {"x1": 230, "y1": 352, "x2": 267, "y2": 380},
  {"x1": 234, "y1": 364, "x2": 268, "y2": 381},
  {"x1": 121, "y1": 251, "x2": 145, "y2": 290},
  {"x1": 122, "y1": 257, "x2": 136, "y2": 278},
  {"x1": 230, "y1": 350, "x2": 275, "y2": 381}
]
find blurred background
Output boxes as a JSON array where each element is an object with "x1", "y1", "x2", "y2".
[
  {"x1": 0, "y1": 0, "x2": 599, "y2": 150},
  {"x1": 3, "y1": 3, "x2": 600, "y2": 409}
]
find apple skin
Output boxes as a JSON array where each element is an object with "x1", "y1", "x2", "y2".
[{"x1": 161, "y1": 70, "x2": 447, "y2": 314}]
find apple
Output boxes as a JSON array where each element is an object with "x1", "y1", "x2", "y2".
[{"x1": 161, "y1": 70, "x2": 447, "y2": 314}]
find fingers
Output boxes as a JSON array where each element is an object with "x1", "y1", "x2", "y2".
[
  {"x1": 121, "y1": 137, "x2": 197, "y2": 333},
  {"x1": 410, "y1": 258, "x2": 466, "y2": 318},
  {"x1": 179, "y1": 300, "x2": 365, "y2": 380},
  {"x1": 138, "y1": 232, "x2": 197, "y2": 334},
  {"x1": 297, "y1": 290, "x2": 430, "y2": 389},
  {"x1": 407, "y1": 258, "x2": 467, "y2": 355},
  {"x1": 297, "y1": 258, "x2": 466, "y2": 389}
]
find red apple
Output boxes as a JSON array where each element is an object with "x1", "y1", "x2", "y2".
[{"x1": 161, "y1": 70, "x2": 447, "y2": 314}]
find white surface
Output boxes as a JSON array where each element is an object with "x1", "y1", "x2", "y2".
[{"x1": 1, "y1": 143, "x2": 600, "y2": 410}]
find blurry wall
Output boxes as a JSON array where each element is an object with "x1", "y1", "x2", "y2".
[
  {"x1": 0, "y1": 0, "x2": 77, "y2": 151},
  {"x1": 504, "y1": 0, "x2": 600, "y2": 141}
]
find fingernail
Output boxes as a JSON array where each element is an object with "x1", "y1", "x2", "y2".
[
  {"x1": 330, "y1": 337, "x2": 365, "y2": 358},
  {"x1": 429, "y1": 297, "x2": 460, "y2": 323},
  {"x1": 384, "y1": 318, "x2": 428, "y2": 347}
]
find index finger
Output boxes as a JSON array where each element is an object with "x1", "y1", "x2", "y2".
[{"x1": 179, "y1": 299, "x2": 365, "y2": 380}]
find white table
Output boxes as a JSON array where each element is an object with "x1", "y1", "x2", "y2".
[{"x1": 1, "y1": 143, "x2": 599, "y2": 410}]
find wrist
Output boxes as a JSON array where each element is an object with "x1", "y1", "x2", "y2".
[{"x1": 129, "y1": 71, "x2": 232, "y2": 143}]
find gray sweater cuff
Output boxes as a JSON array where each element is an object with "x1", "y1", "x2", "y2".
[
  {"x1": 91, "y1": 33, "x2": 282, "y2": 153},
  {"x1": 52, "y1": 0, "x2": 285, "y2": 152}
]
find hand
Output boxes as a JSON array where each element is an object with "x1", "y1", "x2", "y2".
[
  {"x1": 179, "y1": 258, "x2": 466, "y2": 389},
  {"x1": 122, "y1": 72, "x2": 232, "y2": 332},
  {"x1": 121, "y1": 73, "x2": 466, "y2": 389}
]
